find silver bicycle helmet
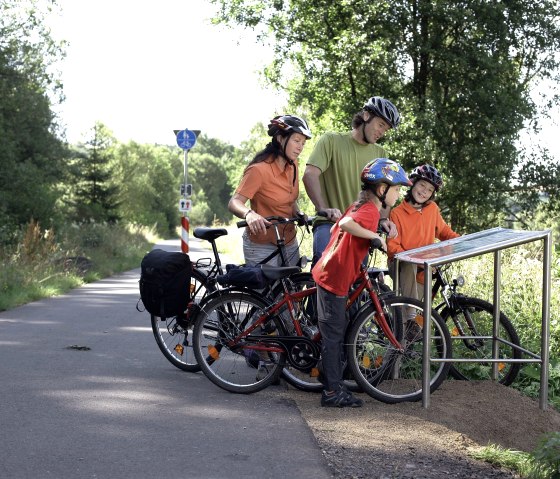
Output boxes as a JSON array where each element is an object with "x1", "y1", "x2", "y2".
[{"x1": 363, "y1": 97, "x2": 401, "y2": 129}]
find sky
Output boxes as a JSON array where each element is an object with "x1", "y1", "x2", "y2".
[
  {"x1": 47, "y1": 0, "x2": 287, "y2": 147},
  {"x1": 46, "y1": 0, "x2": 559, "y2": 159}
]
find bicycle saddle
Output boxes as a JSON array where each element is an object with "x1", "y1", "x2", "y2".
[{"x1": 193, "y1": 227, "x2": 228, "y2": 241}]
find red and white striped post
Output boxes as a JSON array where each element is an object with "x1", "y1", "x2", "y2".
[
  {"x1": 174, "y1": 128, "x2": 199, "y2": 255},
  {"x1": 181, "y1": 215, "x2": 189, "y2": 253}
]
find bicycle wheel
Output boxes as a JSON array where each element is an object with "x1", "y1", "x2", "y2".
[
  {"x1": 272, "y1": 273, "x2": 323, "y2": 392},
  {"x1": 440, "y1": 296, "x2": 521, "y2": 385},
  {"x1": 151, "y1": 268, "x2": 213, "y2": 372},
  {"x1": 275, "y1": 273, "x2": 367, "y2": 393},
  {"x1": 193, "y1": 291, "x2": 287, "y2": 394},
  {"x1": 346, "y1": 296, "x2": 452, "y2": 404}
]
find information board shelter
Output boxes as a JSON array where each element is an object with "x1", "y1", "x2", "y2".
[{"x1": 393, "y1": 227, "x2": 552, "y2": 409}]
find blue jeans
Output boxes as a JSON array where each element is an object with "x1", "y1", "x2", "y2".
[
  {"x1": 316, "y1": 285, "x2": 349, "y2": 392},
  {"x1": 312, "y1": 223, "x2": 334, "y2": 269}
]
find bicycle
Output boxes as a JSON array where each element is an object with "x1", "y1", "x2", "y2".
[
  {"x1": 150, "y1": 227, "x2": 227, "y2": 373},
  {"x1": 430, "y1": 264, "x2": 521, "y2": 385},
  {"x1": 149, "y1": 214, "x2": 317, "y2": 374},
  {"x1": 192, "y1": 240, "x2": 453, "y2": 403}
]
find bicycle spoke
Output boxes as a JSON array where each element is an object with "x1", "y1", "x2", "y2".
[
  {"x1": 347, "y1": 297, "x2": 451, "y2": 403},
  {"x1": 193, "y1": 291, "x2": 286, "y2": 394}
]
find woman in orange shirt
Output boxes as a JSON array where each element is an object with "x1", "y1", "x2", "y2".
[{"x1": 228, "y1": 115, "x2": 312, "y2": 266}]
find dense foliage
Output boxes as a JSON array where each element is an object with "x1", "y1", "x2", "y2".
[
  {"x1": 211, "y1": 0, "x2": 560, "y2": 232},
  {"x1": 0, "y1": 0, "x2": 67, "y2": 243}
]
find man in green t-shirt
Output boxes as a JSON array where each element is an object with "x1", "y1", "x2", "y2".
[{"x1": 303, "y1": 96, "x2": 401, "y2": 266}]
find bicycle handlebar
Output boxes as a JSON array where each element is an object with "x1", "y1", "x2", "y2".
[{"x1": 236, "y1": 211, "x2": 328, "y2": 229}]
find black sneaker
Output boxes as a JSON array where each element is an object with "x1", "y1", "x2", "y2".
[{"x1": 321, "y1": 388, "x2": 363, "y2": 408}]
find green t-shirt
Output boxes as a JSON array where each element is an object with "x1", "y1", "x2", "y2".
[{"x1": 306, "y1": 131, "x2": 387, "y2": 224}]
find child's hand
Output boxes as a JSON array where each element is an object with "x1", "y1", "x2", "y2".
[
  {"x1": 370, "y1": 235, "x2": 387, "y2": 252},
  {"x1": 379, "y1": 218, "x2": 398, "y2": 239},
  {"x1": 379, "y1": 236, "x2": 387, "y2": 252}
]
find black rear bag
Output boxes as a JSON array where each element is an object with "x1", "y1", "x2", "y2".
[{"x1": 139, "y1": 249, "x2": 192, "y2": 318}]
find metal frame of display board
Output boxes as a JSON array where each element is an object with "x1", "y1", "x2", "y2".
[{"x1": 393, "y1": 227, "x2": 552, "y2": 409}]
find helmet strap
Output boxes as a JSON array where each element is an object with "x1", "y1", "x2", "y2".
[
  {"x1": 366, "y1": 183, "x2": 388, "y2": 209},
  {"x1": 276, "y1": 134, "x2": 297, "y2": 186},
  {"x1": 361, "y1": 114, "x2": 373, "y2": 144}
]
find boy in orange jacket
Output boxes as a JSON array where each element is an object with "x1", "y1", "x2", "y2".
[{"x1": 387, "y1": 164, "x2": 459, "y2": 316}]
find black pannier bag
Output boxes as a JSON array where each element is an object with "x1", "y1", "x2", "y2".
[
  {"x1": 216, "y1": 264, "x2": 269, "y2": 289},
  {"x1": 139, "y1": 249, "x2": 192, "y2": 318}
]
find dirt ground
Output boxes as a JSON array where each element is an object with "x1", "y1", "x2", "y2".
[{"x1": 279, "y1": 380, "x2": 560, "y2": 478}]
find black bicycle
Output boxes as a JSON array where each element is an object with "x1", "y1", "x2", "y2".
[
  {"x1": 150, "y1": 214, "x2": 317, "y2": 373},
  {"x1": 149, "y1": 227, "x2": 227, "y2": 372},
  {"x1": 431, "y1": 264, "x2": 521, "y2": 385}
]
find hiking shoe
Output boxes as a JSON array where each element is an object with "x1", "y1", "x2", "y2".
[{"x1": 321, "y1": 388, "x2": 363, "y2": 408}]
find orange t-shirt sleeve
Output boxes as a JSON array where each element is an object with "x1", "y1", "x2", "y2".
[{"x1": 236, "y1": 165, "x2": 262, "y2": 199}]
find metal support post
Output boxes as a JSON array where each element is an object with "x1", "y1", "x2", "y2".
[{"x1": 422, "y1": 262, "x2": 433, "y2": 408}]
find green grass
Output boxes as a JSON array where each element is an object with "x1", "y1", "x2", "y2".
[
  {"x1": 471, "y1": 434, "x2": 560, "y2": 478},
  {"x1": 0, "y1": 221, "x2": 155, "y2": 311}
]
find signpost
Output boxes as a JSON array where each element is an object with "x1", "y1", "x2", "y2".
[{"x1": 174, "y1": 128, "x2": 199, "y2": 254}]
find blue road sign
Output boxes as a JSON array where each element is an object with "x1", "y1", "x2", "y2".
[{"x1": 176, "y1": 129, "x2": 197, "y2": 150}]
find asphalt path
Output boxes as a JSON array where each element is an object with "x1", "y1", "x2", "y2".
[{"x1": 0, "y1": 237, "x2": 332, "y2": 479}]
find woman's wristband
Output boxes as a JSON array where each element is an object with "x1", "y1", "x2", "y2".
[{"x1": 244, "y1": 209, "x2": 253, "y2": 219}]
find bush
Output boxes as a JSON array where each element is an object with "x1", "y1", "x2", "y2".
[
  {"x1": 531, "y1": 432, "x2": 560, "y2": 479},
  {"x1": 0, "y1": 220, "x2": 154, "y2": 311},
  {"x1": 445, "y1": 243, "x2": 560, "y2": 407}
]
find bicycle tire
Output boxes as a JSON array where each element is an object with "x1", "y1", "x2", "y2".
[
  {"x1": 151, "y1": 268, "x2": 214, "y2": 372},
  {"x1": 346, "y1": 296, "x2": 452, "y2": 404},
  {"x1": 440, "y1": 296, "x2": 521, "y2": 385},
  {"x1": 193, "y1": 291, "x2": 287, "y2": 394},
  {"x1": 271, "y1": 273, "x2": 366, "y2": 393},
  {"x1": 271, "y1": 273, "x2": 323, "y2": 392}
]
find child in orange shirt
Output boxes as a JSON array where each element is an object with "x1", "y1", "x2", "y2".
[
  {"x1": 312, "y1": 158, "x2": 411, "y2": 407},
  {"x1": 387, "y1": 164, "x2": 459, "y2": 312}
]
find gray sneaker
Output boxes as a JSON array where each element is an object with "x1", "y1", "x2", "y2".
[{"x1": 256, "y1": 361, "x2": 271, "y2": 381}]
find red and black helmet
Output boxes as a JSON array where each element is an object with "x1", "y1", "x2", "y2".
[{"x1": 409, "y1": 164, "x2": 444, "y2": 191}]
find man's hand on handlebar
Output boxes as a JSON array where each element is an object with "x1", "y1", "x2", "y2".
[{"x1": 319, "y1": 208, "x2": 342, "y2": 222}]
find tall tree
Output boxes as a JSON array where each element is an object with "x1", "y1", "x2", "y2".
[
  {"x1": 211, "y1": 0, "x2": 560, "y2": 231},
  {"x1": 187, "y1": 134, "x2": 240, "y2": 225},
  {"x1": 0, "y1": 0, "x2": 66, "y2": 241},
  {"x1": 111, "y1": 141, "x2": 180, "y2": 236},
  {"x1": 68, "y1": 123, "x2": 120, "y2": 223}
]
